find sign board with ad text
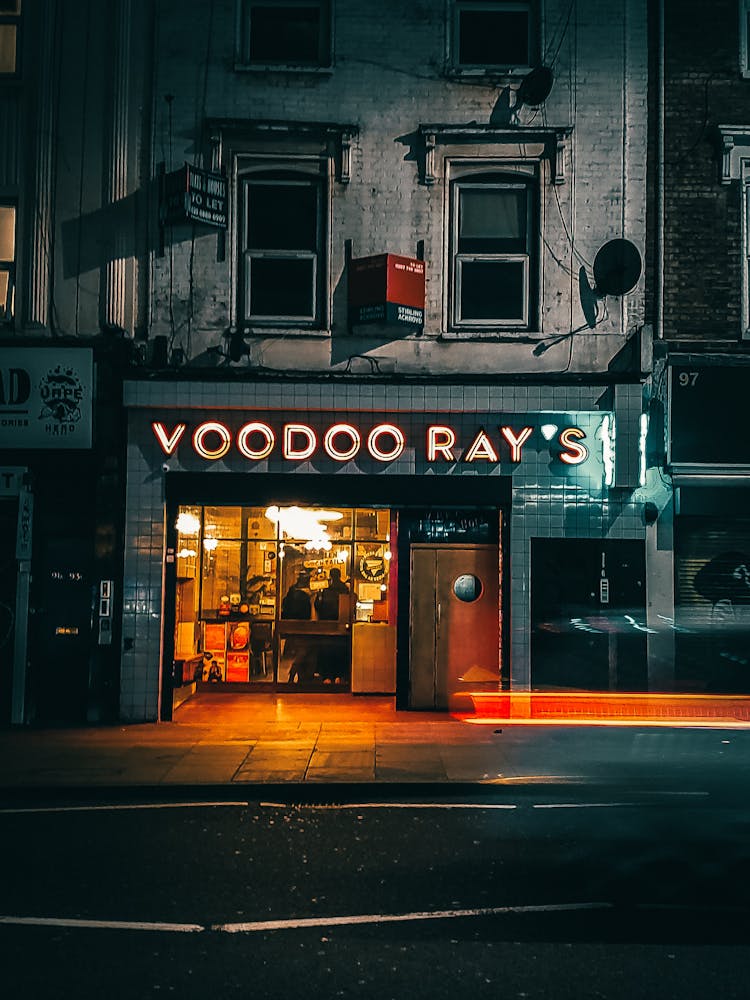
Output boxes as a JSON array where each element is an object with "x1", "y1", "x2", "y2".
[{"x1": 0, "y1": 347, "x2": 93, "y2": 449}]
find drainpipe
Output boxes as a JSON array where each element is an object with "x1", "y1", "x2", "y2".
[{"x1": 656, "y1": 0, "x2": 665, "y2": 340}]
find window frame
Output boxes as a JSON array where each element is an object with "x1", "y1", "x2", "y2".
[
  {"x1": 236, "y1": 0, "x2": 333, "y2": 71},
  {"x1": 0, "y1": 200, "x2": 16, "y2": 327},
  {"x1": 237, "y1": 164, "x2": 328, "y2": 330},
  {"x1": 450, "y1": 175, "x2": 535, "y2": 331},
  {"x1": 0, "y1": 0, "x2": 21, "y2": 78},
  {"x1": 448, "y1": 0, "x2": 536, "y2": 77}
]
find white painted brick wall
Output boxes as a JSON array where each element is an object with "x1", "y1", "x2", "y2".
[{"x1": 148, "y1": 0, "x2": 648, "y2": 375}]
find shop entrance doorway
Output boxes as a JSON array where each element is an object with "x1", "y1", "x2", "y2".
[{"x1": 409, "y1": 544, "x2": 499, "y2": 709}]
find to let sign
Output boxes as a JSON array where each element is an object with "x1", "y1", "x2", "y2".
[
  {"x1": 348, "y1": 253, "x2": 425, "y2": 328},
  {"x1": 161, "y1": 164, "x2": 228, "y2": 228}
]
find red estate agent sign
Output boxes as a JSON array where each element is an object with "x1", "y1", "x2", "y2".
[{"x1": 348, "y1": 253, "x2": 425, "y2": 328}]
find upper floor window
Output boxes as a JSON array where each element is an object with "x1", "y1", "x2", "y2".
[
  {"x1": 450, "y1": 174, "x2": 535, "y2": 330},
  {"x1": 0, "y1": 0, "x2": 21, "y2": 76},
  {"x1": 239, "y1": 169, "x2": 325, "y2": 328},
  {"x1": 0, "y1": 203, "x2": 15, "y2": 324},
  {"x1": 238, "y1": 0, "x2": 332, "y2": 68},
  {"x1": 451, "y1": 0, "x2": 535, "y2": 73}
]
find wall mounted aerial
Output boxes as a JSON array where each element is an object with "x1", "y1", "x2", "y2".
[{"x1": 579, "y1": 238, "x2": 642, "y2": 328}]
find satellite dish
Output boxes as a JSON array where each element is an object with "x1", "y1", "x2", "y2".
[
  {"x1": 592, "y1": 239, "x2": 642, "y2": 297},
  {"x1": 516, "y1": 65, "x2": 554, "y2": 107}
]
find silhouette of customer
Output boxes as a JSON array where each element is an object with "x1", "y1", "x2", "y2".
[
  {"x1": 281, "y1": 571, "x2": 312, "y2": 620},
  {"x1": 314, "y1": 567, "x2": 350, "y2": 621}
]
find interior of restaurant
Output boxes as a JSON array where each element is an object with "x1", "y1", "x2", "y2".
[{"x1": 171, "y1": 504, "x2": 396, "y2": 695}]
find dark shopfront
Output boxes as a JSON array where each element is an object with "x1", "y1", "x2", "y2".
[
  {"x1": 120, "y1": 378, "x2": 642, "y2": 724},
  {"x1": 670, "y1": 361, "x2": 750, "y2": 695}
]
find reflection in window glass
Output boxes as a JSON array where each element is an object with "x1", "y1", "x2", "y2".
[
  {"x1": 245, "y1": 506, "x2": 278, "y2": 540},
  {"x1": 459, "y1": 188, "x2": 526, "y2": 252},
  {"x1": 203, "y1": 506, "x2": 242, "y2": 539},
  {"x1": 354, "y1": 508, "x2": 390, "y2": 540},
  {"x1": 245, "y1": 540, "x2": 277, "y2": 616},
  {"x1": 201, "y1": 540, "x2": 242, "y2": 617},
  {"x1": 175, "y1": 505, "x2": 201, "y2": 580}
]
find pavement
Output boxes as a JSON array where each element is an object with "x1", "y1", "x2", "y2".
[{"x1": 1, "y1": 691, "x2": 750, "y2": 792}]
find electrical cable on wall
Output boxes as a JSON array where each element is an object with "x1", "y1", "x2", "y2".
[
  {"x1": 74, "y1": 0, "x2": 92, "y2": 337},
  {"x1": 165, "y1": 93, "x2": 176, "y2": 353},
  {"x1": 543, "y1": 0, "x2": 576, "y2": 70},
  {"x1": 181, "y1": 0, "x2": 216, "y2": 364},
  {"x1": 48, "y1": 0, "x2": 65, "y2": 336}
]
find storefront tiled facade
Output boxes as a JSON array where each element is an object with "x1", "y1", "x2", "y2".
[{"x1": 122, "y1": 377, "x2": 646, "y2": 722}]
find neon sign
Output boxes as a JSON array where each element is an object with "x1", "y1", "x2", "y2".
[{"x1": 152, "y1": 418, "x2": 592, "y2": 466}]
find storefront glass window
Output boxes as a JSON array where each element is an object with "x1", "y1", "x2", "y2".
[
  {"x1": 201, "y1": 540, "x2": 242, "y2": 617},
  {"x1": 354, "y1": 542, "x2": 391, "y2": 622},
  {"x1": 354, "y1": 508, "x2": 390, "y2": 540},
  {"x1": 172, "y1": 503, "x2": 392, "y2": 694},
  {"x1": 246, "y1": 507, "x2": 278, "y2": 539},
  {"x1": 203, "y1": 506, "x2": 242, "y2": 540}
]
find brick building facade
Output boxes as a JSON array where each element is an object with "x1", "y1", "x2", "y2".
[
  {"x1": 658, "y1": 0, "x2": 750, "y2": 695},
  {"x1": 1, "y1": 1, "x2": 693, "y2": 724}
]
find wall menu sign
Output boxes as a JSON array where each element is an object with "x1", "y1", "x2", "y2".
[
  {"x1": 0, "y1": 348, "x2": 93, "y2": 449},
  {"x1": 161, "y1": 164, "x2": 228, "y2": 229}
]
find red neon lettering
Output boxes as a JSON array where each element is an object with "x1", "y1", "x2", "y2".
[
  {"x1": 323, "y1": 423, "x2": 361, "y2": 461},
  {"x1": 427, "y1": 425, "x2": 456, "y2": 462},
  {"x1": 283, "y1": 423, "x2": 317, "y2": 460},
  {"x1": 152, "y1": 422, "x2": 186, "y2": 456},
  {"x1": 464, "y1": 429, "x2": 499, "y2": 463},
  {"x1": 367, "y1": 423, "x2": 405, "y2": 462},
  {"x1": 237, "y1": 422, "x2": 275, "y2": 460},
  {"x1": 558, "y1": 427, "x2": 588, "y2": 465},
  {"x1": 500, "y1": 426, "x2": 533, "y2": 463},
  {"x1": 193, "y1": 421, "x2": 232, "y2": 460}
]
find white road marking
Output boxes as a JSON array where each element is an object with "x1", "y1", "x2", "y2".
[
  {"x1": 640, "y1": 791, "x2": 710, "y2": 797},
  {"x1": 0, "y1": 802, "x2": 249, "y2": 815},
  {"x1": 260, "y1": 802, "x2": 517, "y2": 810},
  {"x1": 532, "y1": 802, "x2": 640, "y2": 810},
  {"x1": 0, "y1": 916, "x2": 203, "y2": 933},
  {"x1": 215, "y1": 902, "x2": 613, "y2": 933}
]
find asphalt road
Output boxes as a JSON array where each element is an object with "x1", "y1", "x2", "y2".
[{"x1": 2, "y1": 782, "x2": 750, "y2": 999}]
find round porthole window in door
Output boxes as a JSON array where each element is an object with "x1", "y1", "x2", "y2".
[{"x1": 453, "y1": 574, "x2": 483, "y2": 602}]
